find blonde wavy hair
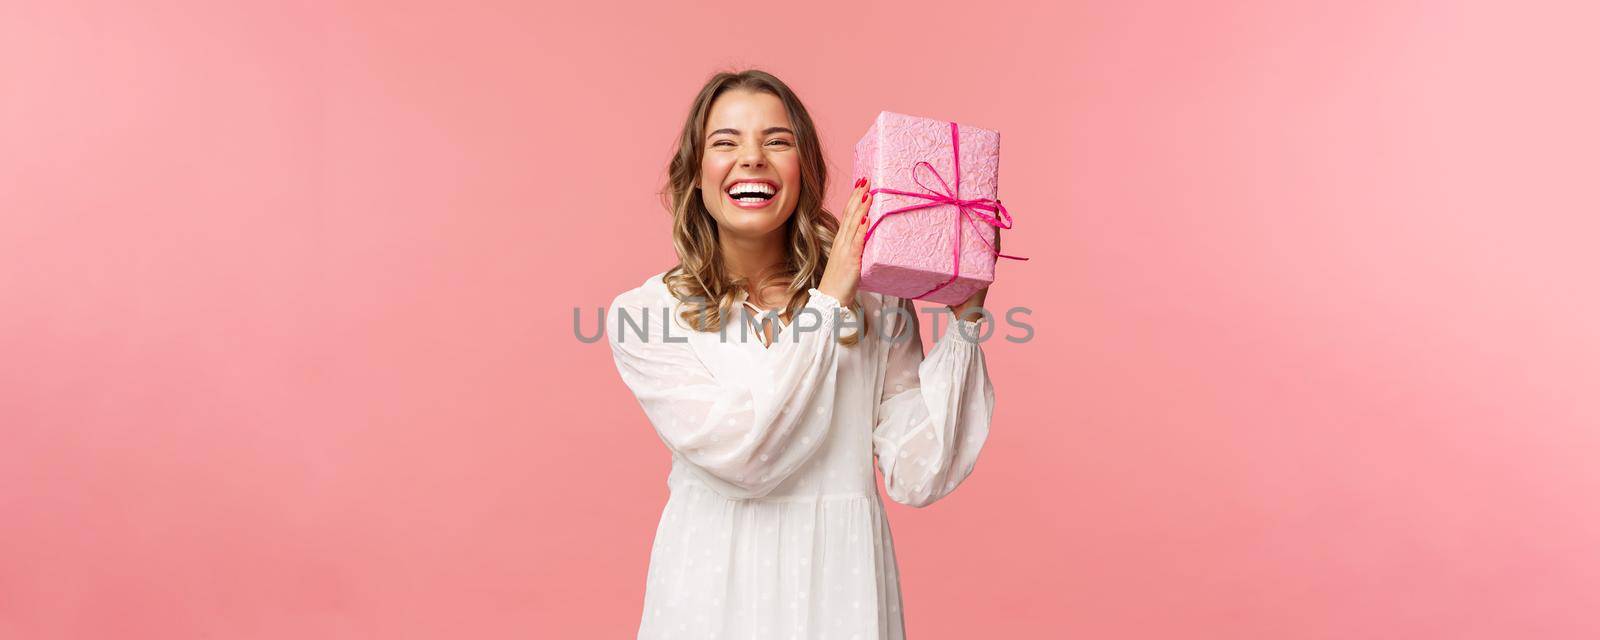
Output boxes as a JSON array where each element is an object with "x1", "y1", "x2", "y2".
[{"x1": 659, "y1": 69, "x2": 866, "y2": 345}]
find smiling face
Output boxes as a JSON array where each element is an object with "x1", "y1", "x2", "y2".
[{"x1": 699, "y1": 89, "x2": 802, "y2": 240}]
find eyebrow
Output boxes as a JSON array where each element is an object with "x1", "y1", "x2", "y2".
[{"x1": 707, "y1": 127, "x2": 795, "y2": 139}]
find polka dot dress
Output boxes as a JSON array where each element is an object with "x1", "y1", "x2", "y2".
[{"x1": 607, "y1": 270, "x2": 996, "y2": 639}]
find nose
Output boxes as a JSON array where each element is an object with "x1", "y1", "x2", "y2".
[{"x1": 738, "y1": 144, "x2": 766, "y2": 168}]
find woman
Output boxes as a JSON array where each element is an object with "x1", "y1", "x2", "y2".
[{"x1": 606, "y1": 69, "x2": 997, "y2": 639}]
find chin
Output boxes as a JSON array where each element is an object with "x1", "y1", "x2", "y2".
[
  {"x1": 723, "y1": 211, "x2": 791, "y2": 235},
  {"x1": 724, "y1": 201, "x2": 793, "y2": 222},
  {"x1": 731, "y1": 220, "x2": 789, "y2": 237}
]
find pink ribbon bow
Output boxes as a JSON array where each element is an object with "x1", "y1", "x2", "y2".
[{"x1": 861, "y1": 121, "x2": 1029, "y2": 301}]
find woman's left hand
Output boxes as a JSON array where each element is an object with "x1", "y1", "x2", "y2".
[
  {"x1": 947, "y1": 229, "x2": 998, "y2": 323},
  {"x1": 949, "y1": 287, "x2": 988, "y2": 323}
]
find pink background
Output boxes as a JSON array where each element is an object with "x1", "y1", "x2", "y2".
[{"x1": 4, "y1": 1, "x2": 1598, "y2": 638}]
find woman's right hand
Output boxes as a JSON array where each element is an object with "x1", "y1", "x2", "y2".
[{"x1": 817, "y1": 178, "x2": 874, "y2": 304}]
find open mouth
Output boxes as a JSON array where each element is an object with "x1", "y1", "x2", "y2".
[{"x1": 725, "y1": 181, "x2": 778, "y2": 207}]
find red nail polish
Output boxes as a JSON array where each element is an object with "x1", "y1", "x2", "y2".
[
  {"x1": 860, "y1": 215, "x2": 868, "y2": 224},
  {"x1": 860, "y1": 191, "x2": 868, "y2": 202},
  {"x1": 855, "y1": 177, "x2": 865, "y2": 188}
]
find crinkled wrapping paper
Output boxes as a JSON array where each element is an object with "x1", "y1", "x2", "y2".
[{"x1": 851, "y1": 111, "x2": 1005, "y2": 305}]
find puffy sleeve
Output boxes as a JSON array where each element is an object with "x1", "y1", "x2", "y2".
[
  {"x1": 871, "y1": 296, "x2": 996, "y2": 507},
  {"x1": 607, "y1": 283, "x2": 850, "y2": 499}
]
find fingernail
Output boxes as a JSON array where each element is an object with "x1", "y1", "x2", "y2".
[
  {"x1": 860, "y1": 215, "x2": 868, "y2": 224},
  {"x1": 860, "y1": 191, "x2": 868, "y2": 202},
  {"x1": 855, "y1": 177, "x2": 865, "y2": 188}
]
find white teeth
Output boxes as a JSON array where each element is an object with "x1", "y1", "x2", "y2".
[{"x1": 728, "y1": 182, "x2": 776, "y2": 196}]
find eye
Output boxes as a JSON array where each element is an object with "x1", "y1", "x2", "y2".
[
  {"x1": 712, "y1": 140, "x2": 734, "y2": 147},
  {"x1": 767, "y1": 139, "x2": 792, "y2": 147}
]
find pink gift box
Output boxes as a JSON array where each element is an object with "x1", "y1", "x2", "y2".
[{"x1": 851, "y1": 111, "x2": 1016, "y2": 306}]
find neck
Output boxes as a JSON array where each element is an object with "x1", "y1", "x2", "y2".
[{"x1": 719, "y1": 227, "x2": 787, "y2": 285}]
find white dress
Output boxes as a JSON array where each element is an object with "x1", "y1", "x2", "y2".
[{"x1": 606, "y1": 270, "x2": 995, "y2": 639}]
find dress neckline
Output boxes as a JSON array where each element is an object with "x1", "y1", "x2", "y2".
[{"x1": 733, "y1": 288, "x2": 791, "y2": 350}]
